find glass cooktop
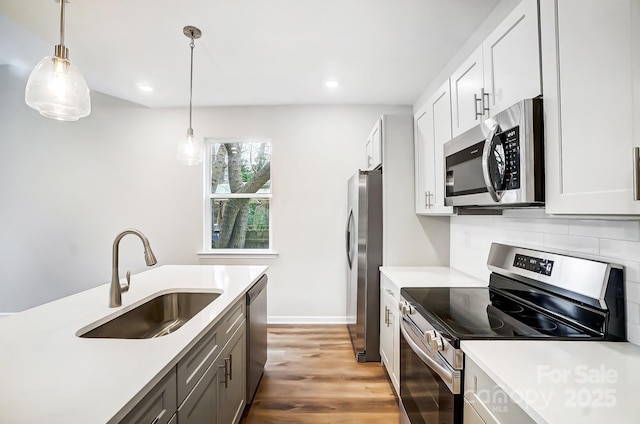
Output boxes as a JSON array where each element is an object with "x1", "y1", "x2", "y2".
[{"x1": 401, "y1": 285, "x2": 602, "y2": 341}]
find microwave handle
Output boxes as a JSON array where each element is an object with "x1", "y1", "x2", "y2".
[{"x1": 482, "y1": 124, "x2": 502, "y2": 202}]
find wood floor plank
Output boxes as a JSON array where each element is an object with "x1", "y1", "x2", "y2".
[{"x1": 241, "y1": 325, "x2": 399, "y2": 423}]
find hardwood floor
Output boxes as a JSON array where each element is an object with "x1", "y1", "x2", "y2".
[{"x1": 241, "y1": 325, "x2": 399, "y2": 424}]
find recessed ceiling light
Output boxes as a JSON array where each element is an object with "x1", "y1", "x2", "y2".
[
  {"x1": 137, "y1": 83, "x2": 154, "y2": 92},
  {"x1": 325, "y1": 80, "x2": 339, "y2": 88}
]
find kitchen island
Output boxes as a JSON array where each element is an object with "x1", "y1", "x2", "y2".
[{"x1": 0, "y1": 265, "x2": 267, "y2": 423}]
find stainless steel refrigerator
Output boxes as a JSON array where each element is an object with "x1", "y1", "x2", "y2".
[{"x1": 346, "y1": 169, "x2": 382, "y2": 362}]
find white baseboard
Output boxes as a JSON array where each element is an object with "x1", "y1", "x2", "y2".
[{"x1": 268, "y1": 316, "x2": 347, "y2": 325}]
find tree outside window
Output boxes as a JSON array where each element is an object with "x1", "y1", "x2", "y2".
[{"x1": 205, "y1": 139, "x2": 271, "y2": 250}]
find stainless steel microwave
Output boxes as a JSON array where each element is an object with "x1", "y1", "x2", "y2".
[{"x1": 444, "y1": 97, "x2": 544, "y2": 207}]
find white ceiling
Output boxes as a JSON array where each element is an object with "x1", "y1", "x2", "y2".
[{"x1": 0, "y1": 0, "x2": 502, "y2": 108}]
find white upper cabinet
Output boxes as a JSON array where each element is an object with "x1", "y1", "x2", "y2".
[
  {"x1": 365, "y1": 118, "x2": 382, "y2": 170},
  {"x1": 415, "y1": 80, "x2": 455, "y2": 215},
  {"x1": 451, "y1": 0, "x2": 541, "y2": 138},
  {"x1": 483, "y1": 0, "x2": 541, "y2": 115},
  {"x1": 541, "y1": 0, "x2": 640, "y2": 214},
  {"x1": 450, "y1": 46, "x2": 486, "y2": 137}
]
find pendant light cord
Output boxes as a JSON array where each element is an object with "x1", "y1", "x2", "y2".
[
  {"x1": 59, "y1": 0, "x2": 65, "y2": 47},
  {"x1": 189, "y1": 37, "x2": 195, "y2": 130}
]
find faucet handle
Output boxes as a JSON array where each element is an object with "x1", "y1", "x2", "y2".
[{"x1": 120, "y1": 271, "x2": 131, "y2": 293}]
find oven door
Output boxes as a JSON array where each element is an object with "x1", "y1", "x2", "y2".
[{"x1": 399, "y1": 317, "x2": 462, "y2": 424}]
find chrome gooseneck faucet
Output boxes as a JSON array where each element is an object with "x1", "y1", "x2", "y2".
[{"x1": 109, "y1": 229, "x2": 157, "y2": 308}]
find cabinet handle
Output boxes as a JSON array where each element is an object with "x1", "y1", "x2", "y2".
[
  {"x1": 425, "y1": 191, "x2": 433, "y2": 208},
  {"x1": 384, "y1": 306, "x2": 388, "y2": 326},
  {"x1": 474, "y1": 93, "x2": 483, "y2": 119},
  {"x1": 219, "y1": 361, "x2": 229, "y2": 388},
  {"x1": 634, "y1": 147, "x2": 640, "y2": 201},
  {"x1": 482, "y1": 88, "x2": 490, "y2": 115},
  {"x1": 228, "y1": 354, "x2": 233, "y2": 381}
]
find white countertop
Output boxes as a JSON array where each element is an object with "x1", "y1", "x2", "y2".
[
  {"x1": 0, "y1": 264, "x2": 267, "y2": 424},
  {"x1": 462, "y1": 340, "x2": 640, "y2": 423},
  {"x1": 380, "y1": 266, "x2": 487, "y2": 288}
]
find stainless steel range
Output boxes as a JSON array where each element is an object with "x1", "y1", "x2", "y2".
[{"x1": 398, "y1": 243, "x2": 626, "y2": 424}]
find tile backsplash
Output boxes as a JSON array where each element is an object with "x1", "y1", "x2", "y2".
[{"x1": 450, "y1": 209, "x2": 640, "y2": 345}]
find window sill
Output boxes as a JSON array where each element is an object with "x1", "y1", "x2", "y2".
[{"x1": 197, "y1": 250, "x2": 279, "y2": 259}]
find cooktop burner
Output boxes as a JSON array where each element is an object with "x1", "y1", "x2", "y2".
[
  {"x1": 520, "y1": 314, "x2": 558, "y2": 331},
  {"x1": 490, "y1": 300, "x2": 524, "y2": 314}
]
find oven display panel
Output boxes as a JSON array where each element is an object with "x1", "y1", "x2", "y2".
[{"x1": 513, "y1": 254, "x2": 554, "y2": 276}]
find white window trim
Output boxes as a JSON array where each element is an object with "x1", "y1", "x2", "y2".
[
  {"x1": 202, "y1": 138, "x2": 273, "y2": 255},
  {"x1": 197, "y1": 251, "x2": 279, "y2": 259}
]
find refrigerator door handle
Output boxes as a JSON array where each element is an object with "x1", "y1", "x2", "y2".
[{"x1": 346, "y1": 210, "x2": 354, "y2": 268}]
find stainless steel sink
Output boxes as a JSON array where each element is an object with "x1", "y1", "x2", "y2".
[{"x1": 78, "y1": 292, "x2": 221, "y2": 339}]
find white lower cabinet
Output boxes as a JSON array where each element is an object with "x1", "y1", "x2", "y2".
[
  {"x1": 379, "y1": 275, "x2": 400, "y2": 394},
  {"x1": 464, "y1": 357, "x2": 534, "y2": 424},
  {"x1": 121, "y1": 296, "x2": 248, "y2": 424},
  {"x1": 464, "y1": 399, "x2": 487, "y2": 424}
]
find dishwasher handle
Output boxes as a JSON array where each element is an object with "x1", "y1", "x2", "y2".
[{"x1": 247, "y1": 275, "x2": 268, "y2": 304}]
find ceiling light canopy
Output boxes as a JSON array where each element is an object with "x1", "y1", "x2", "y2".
[
  {"x1": 24, "y1": 0, "x2": 90, "y2": 121},
  {"x1": 325, "y1": 80, "x2": 339, "y2": 88},
  {"x1": 176, "y1": 26, "x2": 204, "y2": 166}
]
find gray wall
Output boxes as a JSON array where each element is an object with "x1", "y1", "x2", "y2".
[{"x1": 0, "y1": 65, "x2": 449, "y2": 319}]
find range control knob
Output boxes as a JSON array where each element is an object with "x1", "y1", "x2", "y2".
[
  {"x1": 424, "y1": 330, "x2": 436, "y2": 344},
  {"x1": 430, "y1": 333, "x2": 444, "y2": 352},
  {"x1": 400, "y1": 301, "x2": 415, "y2": 316}
]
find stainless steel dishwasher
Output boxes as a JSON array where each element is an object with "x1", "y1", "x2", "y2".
[{"x1": 246, "y1": 274, "x2": 267, "y2": 404}]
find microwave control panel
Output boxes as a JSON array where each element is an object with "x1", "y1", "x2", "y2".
[{"x1": 498, "y1": 126, "x2": 520, "y2": 190}]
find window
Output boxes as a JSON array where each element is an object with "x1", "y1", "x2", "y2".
[{"x1": 203, "y1": 139, "x2": 272, "y2": 253}]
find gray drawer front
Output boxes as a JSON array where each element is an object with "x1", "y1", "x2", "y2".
[
  {"x1": 121, "y1": 370, "x2": 177, "y2": 424},
  {"x1": 177, "y1": 321, "x2": 221, "y2": 404},
  {"x1": 221, "y1": 301, "x2": 245, "y2": 339},
  {"x1": 177, "y1": 298, "x2": 246, "y2": 405}
]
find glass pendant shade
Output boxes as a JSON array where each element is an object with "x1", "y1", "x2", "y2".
[
  {"x1": 25, "y1": 55, "x2": 91, "y2": 121},
  {"x1": 177, "y1": 129, "x2": 204, "y2": 166}
]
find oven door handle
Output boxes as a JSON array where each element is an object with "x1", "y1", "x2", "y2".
[{"x1": 400, "y1": 318, "x2": 461, "y2": 394}]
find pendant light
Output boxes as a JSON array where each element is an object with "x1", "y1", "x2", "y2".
[
  {"x1": 177, "y1": 26, "x2": 204, "y2": 166},
  {"x1": 25, "y1": 0, "x2": 90, "y2": 121}
]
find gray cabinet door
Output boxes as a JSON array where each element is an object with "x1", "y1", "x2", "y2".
[
  {"x1": 178, "y1": 355, "x2": 220, "y2": 424},
  {"x1": 121, "y1": 371, "x2": 177, "y2": 424},
  {"x1": 218, "y1": 325, "x2": 246, "y2": 424}
]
